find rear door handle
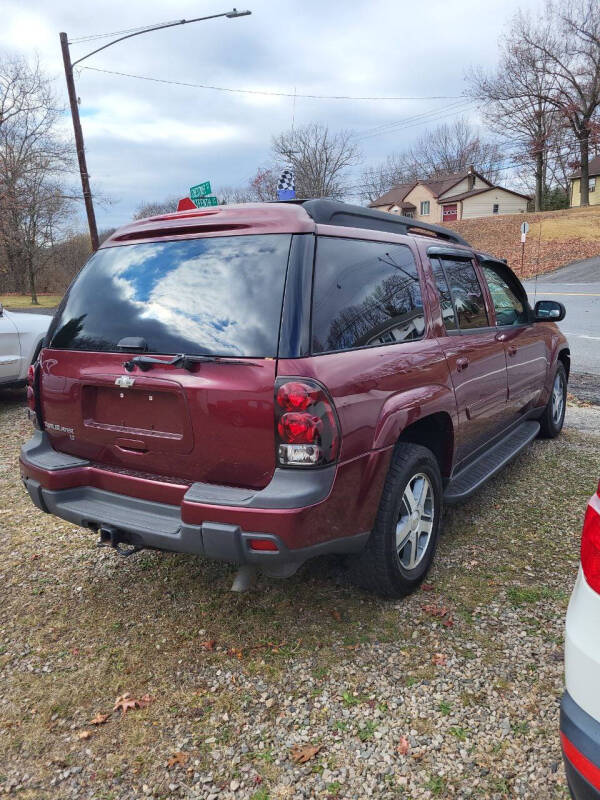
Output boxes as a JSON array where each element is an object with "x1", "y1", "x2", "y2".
[{"x1": 456, "y1": 357, "x2": 470, "y2": 372}]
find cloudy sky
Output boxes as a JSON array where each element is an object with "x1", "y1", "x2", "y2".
[{"x1": 2, "y1": 0, "x2": 542, "y2": 231}]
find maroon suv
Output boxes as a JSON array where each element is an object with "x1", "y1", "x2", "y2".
[{"x1": 20, "y1": 200, "x2": 569, "y2": 597}]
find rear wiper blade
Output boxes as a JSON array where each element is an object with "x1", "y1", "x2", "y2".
[{"x1": 123, "y1": 353, "x2": 254, "y2": 372}]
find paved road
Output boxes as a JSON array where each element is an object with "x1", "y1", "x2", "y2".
[{"x1": 524, "y1": 256, "x2": 600, "y2": 376}]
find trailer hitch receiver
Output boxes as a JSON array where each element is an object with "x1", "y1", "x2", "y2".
[{"x1": 96, "y1": 525, "x2": 144, "y2": 557}]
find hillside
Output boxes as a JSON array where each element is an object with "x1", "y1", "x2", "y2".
[{"x1": 443, "y1": 205, "x2": 600, "y2": 277}]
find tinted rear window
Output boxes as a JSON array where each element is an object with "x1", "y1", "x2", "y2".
[
  {"x1": 49, "y1": 234, "x2": 292, "y2": 357},
  {"x1": 311, "y1": 237, "x2": 424, "y2": 353}
]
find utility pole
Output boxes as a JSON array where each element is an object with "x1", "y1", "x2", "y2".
[
  {"x1": 59, "y1": 9, "x2": 251, "y2": 252},
  {"x1": 60, "y1": 32, "x2": 99, "y2": 251}
]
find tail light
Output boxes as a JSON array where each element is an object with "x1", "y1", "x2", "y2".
[
  {"x1": 26, "y1": 360, "x2": 43, "y2": 429},
  {"x1": 275, "y1": 377, "x2": 340, "y2": 467},
  {"x1": 581, "y1": 482, "x2": 600, "y2": 594},
  {"x1": 26, "y1": 365, "x2": 36, "y2": 413}
]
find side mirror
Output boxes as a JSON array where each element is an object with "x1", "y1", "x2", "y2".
[{"x1": 534, "y1": 299, "x2": 566, "y2": 322}]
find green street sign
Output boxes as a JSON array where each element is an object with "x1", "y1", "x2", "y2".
[
  {"x1": 190, "y1": 181, "x2": 212, "y2": 200},
  {"x1": 193, "y1": 195, "x2": 218, "y2": 208}
]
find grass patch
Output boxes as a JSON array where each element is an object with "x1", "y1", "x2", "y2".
[
  {"x1": 426, "y1": 775, "x2": 446, "y2": 795},
  {"x1": 0, "y1": 294, "x2": 62, "y2": 309},
  {"x1": 507, "y1": 586, "x2": 553, "y2": 606}
]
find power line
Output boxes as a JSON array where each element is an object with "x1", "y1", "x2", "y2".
[
  {"x1": 69, "y1": 20, "x2": 185, "y2": 44},
  {"x1": 355, "y1": 100, "x2": 475, "y2": 142},
  {"x1": 80, "y1": 65, "x2": 463, "y2": 101}
]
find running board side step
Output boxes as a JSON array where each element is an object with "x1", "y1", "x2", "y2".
[{"x1": 444, "y1": 421, "x2": 540, "y2": 504}]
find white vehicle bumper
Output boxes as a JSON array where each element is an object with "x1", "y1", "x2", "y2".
[{"x1": 566, "y1": 567, "x2": 600, "y2": 724}]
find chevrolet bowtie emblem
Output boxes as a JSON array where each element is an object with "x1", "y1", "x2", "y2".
[{"x1": 115, "y1": 376, "x2": 135, "y2": 388}]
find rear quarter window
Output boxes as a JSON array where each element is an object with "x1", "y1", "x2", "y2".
[{"x1": 311, "y1": 237, "x2": 425, "y2": 353}]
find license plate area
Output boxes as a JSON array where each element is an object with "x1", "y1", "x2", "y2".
[{"x1": 81, "y1": 378, "x2": 193, "y2": 454}]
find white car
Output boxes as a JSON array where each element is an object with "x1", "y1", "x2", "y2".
[
  {"x1": 562, "y1": 481, "x2": 600, "y2": 799},
  {"x1": 0, "y1": 304, "x2": 51, "y2": 388}
]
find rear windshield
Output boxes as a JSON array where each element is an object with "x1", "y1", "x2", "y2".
[{"x1": 49, "y1": 234, "x2": 292, "y2": 358}]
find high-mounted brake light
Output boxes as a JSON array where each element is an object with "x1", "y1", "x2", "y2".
[
  {"x1": 275, "y1": 377, "x2": 340, "y2": 468},
  {"x1": 581, "y1": 484, "x2": 600, "y2": 595}
]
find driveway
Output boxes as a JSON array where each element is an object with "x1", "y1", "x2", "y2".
[{"x1": 1, "y1": 391, "x2": 598, "y2": 799}]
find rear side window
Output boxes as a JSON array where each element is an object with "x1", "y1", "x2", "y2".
[
  {"x1": 432, "y1": 257, "x2": 489, "y2": 330},
  {"x1": 311, "y1": 237, "x2": 424, "y2": 353},
  {"x1": 49, "y1": 234, "x2": 292, "y2": 358}
]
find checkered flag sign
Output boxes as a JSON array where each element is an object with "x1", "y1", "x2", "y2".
[{"x1": 277, "y1": 169, "x2": 295, "y2": 200}]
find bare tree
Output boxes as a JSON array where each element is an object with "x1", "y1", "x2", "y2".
[
  {"x1": 247, "y1": 167, "x2": 279, "y2": 201},
  {"x1": 272, "y1": 123, "x2": 360, "y2": 199},
  {"x1": 216, "y1": 185, "x2": 254, "y2": 204},
  {"x1": 360, "y1": 154, "x2": 419, "y2": 203},
  {"x1": 466, "y1": 26, "x2": 561, "y2": 210},
  {"x1": 133, "y1": 196, "x2": 179, "y2": 219},
  {"x1": 516, "y1": 1, "x2": 600, "y2": 206},
  {"x1": 0, "y1": 55, "x2": 73, "y2": 302},
  {"x1": 0, "y1": 56, "x2": 48, "y2": 129},
  {"x1": 44, "y1": 229, "x2": 91, "y2": 290},
  {"x1": 217, "y1": 168, "x2": 281, "y2": 204},
  {"x1": 360, "y1": 118, "x2": 504, "y2": 203},
  {"x1": 405, "y1": 119, "x2": 505, "y2": 182}
]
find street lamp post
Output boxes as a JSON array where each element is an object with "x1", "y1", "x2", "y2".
[{"x1": 60, "y1": 9, "x2": 251, "y2": 251}]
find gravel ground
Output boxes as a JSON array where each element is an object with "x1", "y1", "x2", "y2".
[
  {"x1": 568, "y1": 372, "x2": 600, "y2": 407},
  {"x1": 1, "y1": 392, "x2": 598, "y2": 800}
]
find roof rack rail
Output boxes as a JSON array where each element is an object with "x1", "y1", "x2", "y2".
[{"x1": 298, "y1": 199, "x2": 470, "y2": 246}]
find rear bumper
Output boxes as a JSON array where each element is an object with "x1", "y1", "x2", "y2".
[
  {"x1": 20, "y1": 432, "x2": 390, "y2": 575},
  {"x1": 561, "y1": 692, "x2": 600, "y2": 800}
]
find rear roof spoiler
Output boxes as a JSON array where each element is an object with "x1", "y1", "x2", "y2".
[{"x1": 299, "y1": 199, "x2": 470, "y2": 246}]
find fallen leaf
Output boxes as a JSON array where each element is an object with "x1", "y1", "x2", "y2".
[
  {"x1": 432, "y1": 653, "x2": 447, "y2": 666},
  {"x1": 422, "y1": 604, "x2": 449, "y2": 618},
  {"x1": 113, "y1": 693, "x2": 140, "y2": 715},
  {"x1": 422, "y1": 583, "x2": 434, "y2": 592},
  {"x1": 201, "y1": 639, "x2": 216, "y2": 651},
  {"x1": 443, "y1": 617, "x2": 454, "y2": 628},
  {"x1": 331, "y1": 609, "x2": 342, "y2": 622},
  {"x1": 139, "y1": 694, "x2": 154, "y2": 708},
  {"x1": 78, "y1": 730, "x2": 92, "y2": 740},
  {"x1": 290, "y1": 743, "x2": 322, "y2": 764},
  {"x1": 167, "y1": 751, "x2": 189, "y2": 768},
  {"x1": 396, "y1": 736, "x2": 410, "y2": 755},
  {"x1": 90, "y1": 713, "x2": 109, "y2": 725}
]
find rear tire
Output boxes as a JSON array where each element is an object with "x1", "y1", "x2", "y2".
[
  {"x1": 350, "y1": 442, "x2": 443, "y2": 599},
  {"x1": 539, "y1": 363, "x2": 567, "y2": 439}
]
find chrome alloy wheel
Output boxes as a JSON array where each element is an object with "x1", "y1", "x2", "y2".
[
  {"x1": 395, "y1": 473, "x2": 435, "y2": 570},
  {"x1": 551, "y1": 371, "x2": 565, "y2": 425}
]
